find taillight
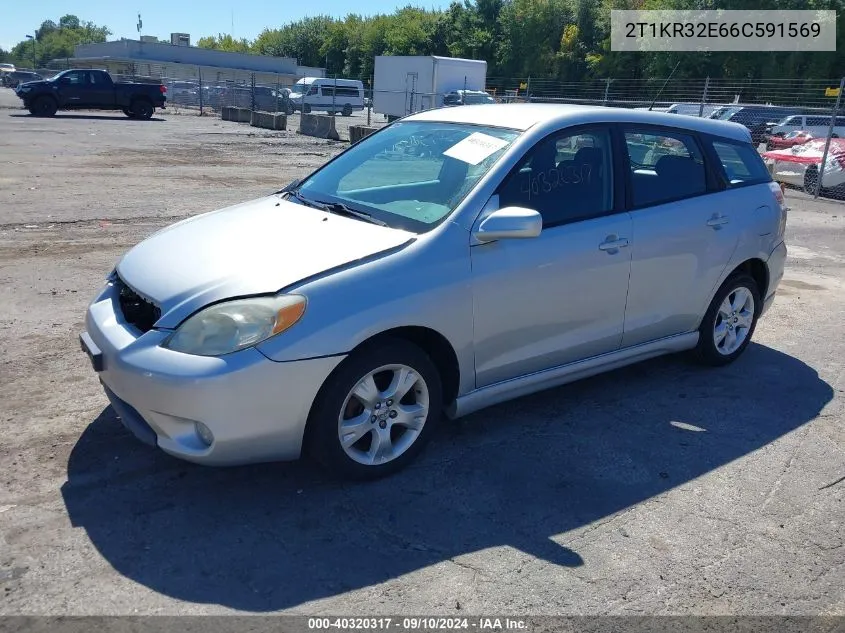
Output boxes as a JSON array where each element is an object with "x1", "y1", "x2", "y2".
[
  {"x1": 768, "y1": 181, "x2": 788, "y2": 238},
  {"x1": 160, "y1": 85, "x2": 167, "y2": 93}
]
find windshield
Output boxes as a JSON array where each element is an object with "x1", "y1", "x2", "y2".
[
  {"x1": 715, "y1": 107, "x2": 741, "y2": 120},
  {"x1": 293, "y1": 121, "x2": 520, "y2": 232},
  {"x1": 291, "y1": 83, "x2": 307, "y2": 94}
]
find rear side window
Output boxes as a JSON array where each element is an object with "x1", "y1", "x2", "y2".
[
  {"x1": 624, "y1": 129, "x2": 707, "y2": 207},
  {"x1": 710, "y1": 140, "x2": 771, "y2": 186},
  {"x1": 806, "y1": 116, "x2": 829, "y2": 126}
]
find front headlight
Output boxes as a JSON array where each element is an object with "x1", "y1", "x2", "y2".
[{"x1": 163, "y1": 294, "x2": 306, "y2": 356}]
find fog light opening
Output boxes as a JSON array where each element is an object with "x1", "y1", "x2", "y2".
[{"x1": 195, "y1": 422, "x2": 214, "y2": 447}]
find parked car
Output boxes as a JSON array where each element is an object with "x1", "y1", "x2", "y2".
[
  {"x1": 166, "y1": 81, "x2": 199, "y2": 106},
  {"x1": 16, "y1": 68, "x2": 166, "y2": 118},
  {"x1": 3, "y1": 70, "x2": 42, "y2": 88},
  {"x1": 766, "y1": 129, "x2": 814, "y2": 150},
  {"x1": 80, "y1": 104, "x2": 787, "y2": 479},
  {"x1": 764, "y1": 137, "x2": 845, "y2": 195},
  {"x1": 768, "y1": 113, "x2": 845, "y2": 139},
  {"x1": 289, "y1": 77, "x2": 365, "y2": 115},
  {"x1": 665, "y1": 103, "x2": 720, "y2": 117},
  {"x1": 710, "y1": 105, "x2": 804, "y2": 144},
  {"x1": 443, "y1": 89, "x2": 496, "y2": 106}
]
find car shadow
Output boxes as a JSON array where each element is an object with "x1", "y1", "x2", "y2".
[
  {"x1": 8, "y1": 113, "x2": 165, "y2": 121},
  {"x1": 61, "y1": 343, "x2": 832, "y2": 611}
]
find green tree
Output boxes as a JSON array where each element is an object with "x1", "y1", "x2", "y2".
[
  {"x1": 196, "y1": 33, "x2": 252, "y2": 53},
  {"x1": 7, "y1": 15, "x2": 110, "y2": 68}
]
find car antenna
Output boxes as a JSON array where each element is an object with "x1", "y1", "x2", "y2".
[{"x1": 648, "y1": 60, "x2": 681, "y2": 111}]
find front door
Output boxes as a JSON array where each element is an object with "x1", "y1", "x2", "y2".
[
  {"x1": 55, "y1": 70, "x2": 88, "y2": 108},
  {"x1": 470, "y1": 126, "x2": 633, "y2": 387}
]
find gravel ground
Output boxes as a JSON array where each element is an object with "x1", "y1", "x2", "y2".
[{"x1": 0, "y1": 88, "x2": 843, "y2": 616}]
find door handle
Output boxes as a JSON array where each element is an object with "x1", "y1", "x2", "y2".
[
  {"x1": 598, "y1": 237, "x2": 629, "y2": 251},
  {"x1": 707, "y1": 214, "x2": 730, "y2": 228}
]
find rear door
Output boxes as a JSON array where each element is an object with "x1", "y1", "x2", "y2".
[
  {"x1": 619, "y1": 126, "x2": 741, "y2": 348},
  {"x1": 85, "y1": 71, "x2": 115, "y2": 107}
]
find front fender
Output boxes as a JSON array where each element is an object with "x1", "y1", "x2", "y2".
[{"x1": 256, "y1": 222, "x2": 476, "y2": 395}]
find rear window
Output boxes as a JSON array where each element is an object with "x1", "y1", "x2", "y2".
[{"x1": 710, "y1": 140, "x2": 771, "y2": 186}]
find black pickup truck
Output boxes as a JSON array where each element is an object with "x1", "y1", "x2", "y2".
[{"x1": 15, "y1": 69, "x2": 167, "y2": 119}]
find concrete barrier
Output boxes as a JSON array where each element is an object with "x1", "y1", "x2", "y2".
[
  {"x1": 234, "y1": 107, "x2": 252, "y2": 123},
  {"x1": 250, "y1": 110, "x2": 287, "y2": 131},
  {"x1": 349, "y1": 125, "x2": 380, "y2": 144},
  {"x1": 298, "y1": 113, "x2": 340, "y2": 141},
  {"x1": 220, "y1": 106, "x2": 233, "y2": 121}
]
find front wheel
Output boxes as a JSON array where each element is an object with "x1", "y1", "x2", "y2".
[
  {"x1": 31, "y1": 96, "x2": 57, "y2": 117},
  {"x1": 307, "y1": 338, "x2": 442, "y2": 480},
  {"x1": 693, "y1": 273, "x2": 761, "y2": 366},
  {"x1": 122, "y1": 108, "x2": 133, "y2": 117}
]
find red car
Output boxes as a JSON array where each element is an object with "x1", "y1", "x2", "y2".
[{"x1": 766, "y1": 130, "x2": 814, "y2": 150}]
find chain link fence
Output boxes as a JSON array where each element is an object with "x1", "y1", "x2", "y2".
[{"x1": 39, "y1": 59, "x2": 845, "y2": 198}]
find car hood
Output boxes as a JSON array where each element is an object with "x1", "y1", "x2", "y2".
[
  {"x1": 16, "y1": 80, "x2": 46, "y2": 89},
  {"x1": 116, "y1": 195, "x2": 415, "y2": 328}
]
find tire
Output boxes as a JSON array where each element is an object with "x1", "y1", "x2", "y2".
[
  {"x1": 130, "y1": 99, "x2": 154, "y2": 120},
  {"x1": 307, "y1": 338, "x2": 443, "y2": 480},
  {"x1": 302, "y1": 103, "x2": 311, "y2": 114},
  {"x1": 832, "y1": 134, "x2": 839, "y2": 139},
  {"x1": 122, "y1": 108, "x2": 133, "y2": 117},
  {"x1": 285, "y1": 102, "x2": 294, "y2": 115},
  {"x1": 342, "y1": 103, "x2": 352, "y2": 117},
  {"x1": 693, "y1": 273, "x2": 761, "y2": 366},
  {"x1": 804, "y1": 166, "x2": 823, "y2": 195},
  {"x1": 31, "y1": 96, "x2": 57, "y2": 117}
]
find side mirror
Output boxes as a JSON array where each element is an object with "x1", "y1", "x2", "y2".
[{"x1": 474, "y1": 206, "x2": 542, "y2": 243}]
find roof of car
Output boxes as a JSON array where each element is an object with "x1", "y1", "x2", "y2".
[{"x1": 404, "y1": 103, "x2": 752, "y2": 142}]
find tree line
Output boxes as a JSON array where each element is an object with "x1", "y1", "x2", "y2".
[
  {"x1": 196, "y1": 0, "x2": 845, "y2": 82},
  {"x1": 4, "y1": 2, "x2": 844, "y2": 84}
]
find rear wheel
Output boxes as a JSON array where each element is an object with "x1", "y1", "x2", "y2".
[
  {"x1": 342, "y1": 103, "x2": 352, "y2": 117},
  {"x1": 31, "y1": 96, "x2": 57, "y2": 117},
  {"x1": 307, "y1": 338, "x2": 442, "y2": 480},
  {"x1": 694, "y1": 273, "x2": 761, "y2": 366},
  {"x1": 130, "y1": 99, "x2": 154, "y2": 120},
  {"x1": 302, "y1": 103, "x2": 311, "y2": 114}
]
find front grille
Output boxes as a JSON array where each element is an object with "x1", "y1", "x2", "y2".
[{"x1": 115, "y1": 275, "x2": 161, "y2": 333}]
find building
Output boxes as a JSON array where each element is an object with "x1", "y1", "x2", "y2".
[{"x1": 53, "y1": 36, "x2": 324, "y2": 88}]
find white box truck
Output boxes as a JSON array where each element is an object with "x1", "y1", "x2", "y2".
[{"x1": 373, "y1": 55, "x2": 488, "y2": 121}]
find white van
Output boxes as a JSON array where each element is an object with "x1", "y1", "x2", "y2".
[
  {"x1": 289, "y1": 77, "x2": 365, "y2": 116},
  {"x1": 770, "y1": 114, "x2": 845, "y2": 138}
]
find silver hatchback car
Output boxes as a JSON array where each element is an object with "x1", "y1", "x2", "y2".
[{"x1": 81, "y1": 104, "x2": 788, "y2": 479}]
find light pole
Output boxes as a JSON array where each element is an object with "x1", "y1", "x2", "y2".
[{"x1": 25, "y1": 34, "x2": 35, "y2": 69}]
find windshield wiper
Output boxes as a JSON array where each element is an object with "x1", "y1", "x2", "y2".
[
  {"x1": 313, "y1": 199, "x2": 388, "y2": 227},
  {"x1": 284, "y1": 189, "x2": 387, "y2": 226}
]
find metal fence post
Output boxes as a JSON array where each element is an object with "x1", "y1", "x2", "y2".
[
  {"x1": 276, "y1": 76, "x2": 280, "y2": 113},
  {"x1": 333, "y1": 74, "x2": 337, "y2": 118},
  {"x1": 198, "y1": 66, "x2": 203, "y2": 115},
  {"x1": 368, "y1": 75, "x2": 373, "y2": 126},
  {"x1": 526, "y1": 76, "x2": 531, "y2": 102},
  {"x1": 815, "y1": 76, "x2": 845, "y2": 198},
  {"x1": 251, "y1": 73, "x2": 256, "y2": 112},
  {"x1": 698, "y1": 76, "x2": 710, "y2": 117},
  {"x1": 603, "y1": 78, "x2": 612, "y2": 106}
]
